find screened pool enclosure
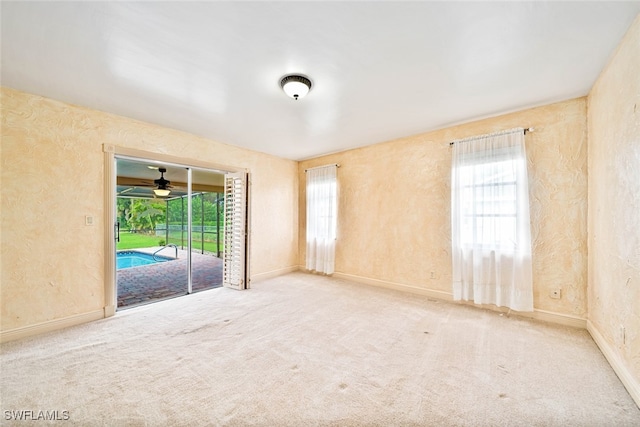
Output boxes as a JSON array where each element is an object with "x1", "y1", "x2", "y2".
[{"x1": 113, "y1": 157, "x2": 247, "y2": 309}]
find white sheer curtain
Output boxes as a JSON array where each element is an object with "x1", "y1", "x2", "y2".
[
  {"x1": 451, "y1": 129, "x2": 533, "y2": 312},
  {"x1": 306, "y1": 165, "x2": 338, "y2": 274}
]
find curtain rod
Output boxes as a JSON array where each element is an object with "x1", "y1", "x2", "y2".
[
  {"x1": 449, "y1": 127, "x2": 534, "y2": 146},
  {"x1": 304, "y1": 163, "x2": 340, "y2": 172}
]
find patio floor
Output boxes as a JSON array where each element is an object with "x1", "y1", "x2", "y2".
[{"x1": 117, "y1": 247, "x2": 223, "y2": 309}]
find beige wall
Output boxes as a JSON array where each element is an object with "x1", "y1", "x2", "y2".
[
  {"x1": 587, "y1": 15, "x2": 640, "y2": 391},
  {"x1": 1, "y1": 87, "x2": 298, "y2": 332},
  {"x1": 299, "y1": 98, "x2": 588, "y2": 318}
]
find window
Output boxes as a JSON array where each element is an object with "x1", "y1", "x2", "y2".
[
  {"x1": 306, "y1": 165, "x2": 338, "y2": 275},
  {"x1": 457, "y1": 147, "x2": 524, "y2": 250},
  {"x1": 451, "y1": 129, "x2": 533, "y2": 311}
]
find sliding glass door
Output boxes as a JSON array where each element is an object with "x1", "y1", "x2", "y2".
[
  {"x1": 114, "y1": 155, "x2": 247, "y2": 310},
  {"x1": 115, "y1": 159, "x2": 189, "y2": 308},
  {"x1": 189, "y1": 169, "x2": 226, "y2": 294}
]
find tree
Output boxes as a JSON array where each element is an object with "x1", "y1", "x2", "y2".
[
  {"x1": 117, "y1": 198, "x2": 132, "y2": 230},
  {"x1": 126, "y1": 198, "x2": 166, "y2": 233}
]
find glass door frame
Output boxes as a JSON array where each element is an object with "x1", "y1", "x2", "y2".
[{"x1": 103, "y1": 144, "x2": 248, "y2": 316}]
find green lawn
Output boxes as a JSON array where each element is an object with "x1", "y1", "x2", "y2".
[
  {"x1": 117, "y1": 232, "x2": 163, "y2": 250},
  {"x1": 117, "y1": 231, "x2": 223, "y2": 254}
]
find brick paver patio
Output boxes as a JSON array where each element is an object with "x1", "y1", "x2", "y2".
[{"x1": 117, "y1": 248, "x2": 223, "y2": 309}]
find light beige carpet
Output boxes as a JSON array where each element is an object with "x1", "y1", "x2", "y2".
[{"x1": 1, "y1": 272, "x2": 639, "y2": 426}]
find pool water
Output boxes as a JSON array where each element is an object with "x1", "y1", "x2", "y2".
[{"x1": 117, "y1": 251, "x2": 173, "y2": 270}]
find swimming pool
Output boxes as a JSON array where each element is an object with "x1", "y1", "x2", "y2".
[{"x1": 116, "y1": 251, "x2": 174, "y2": 270}]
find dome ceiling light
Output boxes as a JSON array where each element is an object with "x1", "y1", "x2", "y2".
[{"x1": 280, "y1": 74, "x2": 312, "y2": 100}]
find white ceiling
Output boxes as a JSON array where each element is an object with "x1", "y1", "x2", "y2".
[{"x1": 2, "y1": 2, "x2": 639, "y2": 160}]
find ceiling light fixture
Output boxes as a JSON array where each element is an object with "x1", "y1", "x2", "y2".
[
  {"x1": 280, "y1": 74, "x2": 312, "y2": 100},
  {"x1": 153, "y1": 167, "x2": 171, "y2": 197}
]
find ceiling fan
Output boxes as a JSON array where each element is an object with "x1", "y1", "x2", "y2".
[{"x1": 153, "y1": 168, "x2": 172, "y2": 197}]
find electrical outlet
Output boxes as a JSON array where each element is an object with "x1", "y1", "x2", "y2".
[
  {"x1": 430, "y1": 271, "x2": 436, "y2": 279},
  {"x1": 85, "y1": 215, "x2": 94, "y2": 226},
  {"x1": 549, "y1": 289, "x2": 561, "y2": 299}
]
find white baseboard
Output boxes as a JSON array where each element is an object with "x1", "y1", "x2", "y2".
[
  {"x1": 332, "y1": 271, "x2": 454, "y2": 301},
  {"x1": 332, "y1": 271, "x2": 587, "y2": 329},
  {"x1": 526, "y1": 308, "x2": 587, "y2": 328},
  {"x1": 104, "y1": 305, "x2": 116, "y2": 318},
  {"x1": 1, "y1": 309, "x2": 105, "y2": 343},
  {"x1": 251, "y1": 265, "x2": 299, "y2": 283},
  {"x1": 588, "y1": 320, "x2": 640, "y2": 408}
]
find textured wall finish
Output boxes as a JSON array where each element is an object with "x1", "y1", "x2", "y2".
[
  {"x1": 1, "y1": 87, "x2": 298, "y2": 332},
  {"x1": 588, "y1": 15, "x2": 640, "y2": 392},
  {"x1": 299, "y1": 98, "x2": 588, "y2": 318}
]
